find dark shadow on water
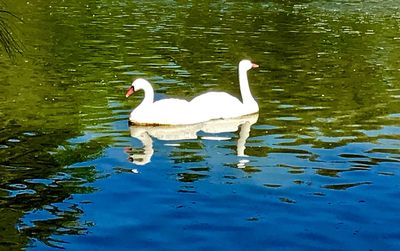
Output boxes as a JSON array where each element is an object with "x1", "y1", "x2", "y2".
[{"x1": 0, "y1": 133, "x2": 109, "y2": 249}]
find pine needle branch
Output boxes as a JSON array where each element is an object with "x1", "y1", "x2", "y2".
[{"x1": 0, "y1": 9, "x2": 22, "y2": 59}]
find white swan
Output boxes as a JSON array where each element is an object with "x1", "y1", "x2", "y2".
[
  {"x1": 126, "y1": 59, "x2": 259, "y2": 125},
  {"x1": 125, "y1": 78, "x2": 202, "y2": 125},
  {"x1": 190, "y1": 59, "x2": 259, "y2": 120}
]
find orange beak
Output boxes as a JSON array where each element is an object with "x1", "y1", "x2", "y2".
[{"x1": 125, "y1": 86, "x2": 135, "y2": 98}]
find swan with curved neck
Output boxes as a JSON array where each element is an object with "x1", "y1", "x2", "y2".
[
  {"x1": 190, "y1": 59, "x2": 259, "y2": 120},
  {"x1": 125, "y1": 78, "x2": 197, "y2": 125},
  {"x1": 126, "y1": 59, "x2": 259, "y2": 125}
]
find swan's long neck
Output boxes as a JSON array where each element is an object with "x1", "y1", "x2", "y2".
[
  {"x1": 239, "y1": 68, "x2": 256, "y2": 105},
  {"x1": 139, "y1": 82, "x2": 154, "y2": 107}
]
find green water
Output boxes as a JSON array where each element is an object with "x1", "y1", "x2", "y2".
[{"x1": 1, "y1": 0, "x2": 400, "y2": 250}]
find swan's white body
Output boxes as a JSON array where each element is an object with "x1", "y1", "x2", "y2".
[
  {"x1": 126, "y1": 80, "x2": 201, "y2": 125},
  {"x1": 126, "y1": 60, "x2": 259, "y2": 125}
]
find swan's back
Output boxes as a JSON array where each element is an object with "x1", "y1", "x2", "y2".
[{"x1": 190, "y1": 91, "x2": 244, "y2": 120}]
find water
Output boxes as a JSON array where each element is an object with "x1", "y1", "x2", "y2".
[{"x1": 1, "y1": 0, "x2": 400, "y2": 250}]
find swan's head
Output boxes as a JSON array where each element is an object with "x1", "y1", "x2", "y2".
[
  {"x1": 126, "y1": 78, "x2": 151, "y2": 98},
  {"x1": 239, "y1": 60, "x2": 259, "y2": 71}
]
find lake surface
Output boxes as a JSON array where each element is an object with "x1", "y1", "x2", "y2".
[{"x1": 1, "y1": 0, "x2": 400, "y2": 250}]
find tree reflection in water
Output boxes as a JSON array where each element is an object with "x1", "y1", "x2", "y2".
[{"x1": 0, "y1": 134, "x2": 108, "y2": 249}]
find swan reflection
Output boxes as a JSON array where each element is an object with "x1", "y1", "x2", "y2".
[{"x1": 127, "y1": 113, "x2": 258, "y2": 166}]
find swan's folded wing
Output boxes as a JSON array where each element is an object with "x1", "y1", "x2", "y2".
[{"x1": 190, "y1": 92, "x2": 244, "y2": 120}]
